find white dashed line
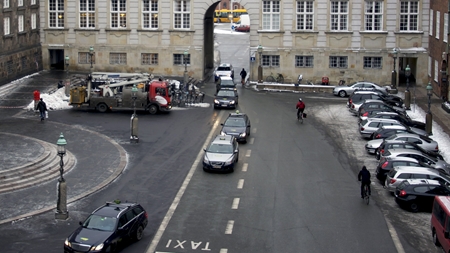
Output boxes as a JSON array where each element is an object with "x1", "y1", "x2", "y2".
[
  {"x1": 245, "y1": 150, "x2": 251, "y2": 157},
  {"x1": 242, "y1": 163, "x2": 248, "y2": 172},
  {"x1": 232, "y1": 198, "x2": 240, "y2": 209},
  {"x1": 237, "y1": 179, "x2": 244, "y2": 189},
  {"x1": 220, "y1": 249, "x2": 228, "y2": 253},
  {"x1": 249, "y1": 137, "x2": 254, "y2": 144},
  {"x1": 225, "y1": 220, "x2": 234, "y2": 234}
]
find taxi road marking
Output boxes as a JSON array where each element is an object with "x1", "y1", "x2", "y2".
[
  {"x1": 237, "y1": 179, "x2": 244, "y2": 189},
  {"x1": 245, "y1": 150, "x2": 251, "y2": 157},
  {"x1": 225, "y1": 220, "x2": 234, "y2": 234},
  {"x1": 220, "y1": 249, "x2": 228, "y2": 253},
  {"x1": 242, "y1": 163, "x2": 248, "y2": 172},
  {"x1": 232, "y1": 198, "x2": 240, "y2": 209}
]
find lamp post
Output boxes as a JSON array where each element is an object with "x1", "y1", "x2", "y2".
[
  {"x1": 257, "y1": 45, "x2": 263, "y2": 83},
  {"x1": 426, "y1": 83, "x2": 433, "y2": 135},
  {"x1": 130, "y1": 84, "x2": 139, "y2": 143},
  {"x1": 89, "y1": 46, "x2": 94, "y2": 70},
  {"x1": 404, "y1": 65, "x2": 411, "y2": 110},
  {"x1": 55, "y1": 133, "x2": 68, "y2": 220},
  {"x1": 87, "y1": 47, "x2": 94, "y2": 100},
  {"x1": 183, "y1": 50, "x2": 188, "y2": 86},
  {"x1": 64, "y1": 56, "x2": 70, "y2": 96},
  {"x1": 391, "y1": 48, "x2": 398, "y2": 90}
]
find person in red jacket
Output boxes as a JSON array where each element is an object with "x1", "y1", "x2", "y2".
[{"x1": 296, "y1": 98, "x2": 306, "y2": 120}]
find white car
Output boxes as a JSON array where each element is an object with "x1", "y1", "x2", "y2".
[{"x1": 334, "y1": 81, "x2": 389, "y2": 97}]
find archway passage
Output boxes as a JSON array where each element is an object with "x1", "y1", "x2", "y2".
[{"x1": 203, "y1": 2, "x2": 220, "y2": 78}]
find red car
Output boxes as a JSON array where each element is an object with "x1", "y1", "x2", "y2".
[{"x1": 234, "y1": 25, "x2": 249, "y2": 32}]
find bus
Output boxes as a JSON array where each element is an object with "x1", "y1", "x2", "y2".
[{"x1": 214, "y1": 9, "x2": 248, "y2": 23}]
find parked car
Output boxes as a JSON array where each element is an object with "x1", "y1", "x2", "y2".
[
  {"x1": 220, "y1": 112, "x2": 251, "y2": 143},
  {"x1": 347, "y1": 91, "x2": 381, "y2": 111},
  {"x1": 431, "y1": 196, "x2": 450, "y2": 252},
  {"x1": 203, "y1": 135, "x2": 239, "y2": 172},
  {"x1": 376, "y1": 157, "x2": 426, "y2": 184},
  {"x1": 234, "y1": 14, "x2": 250, "y2": 32},
  {"x1": 358, "y1": 100, "x2": 405, "y2": 117},
  {"x1": 366, "y1": 89, "x2": 404, "y2": 107},
  {"x1": 359, "y1": 118, "x2": 403, "y2": 139},
  {"x1": 368, "y1": 111, "x2": 427, "y2": 131},
  {"x1": 376, "y1": 139, "x2": 443, "y2": 160},
  {"x1": 395, "y1": 179, "x2": 450, "y2": 212},
  {"x1": 385, "y1": 166, "x2": 450, "y2": 192},
  {"x1": 382, "y1": 149, "x2": 450, "y2": 174},
  {"x1": 359, "y1": 108, "x2": 402, "y2": 122},
  {"x1": 366, "y1": 132, "x2": 439, "y2": 154},
  {"x1": 214, "y1": 89, "x2": 238, "y2": 109},
  {"x1": 214, "y1": 63, "x2": 234, "y2": 82},
  {"x1": 64, "y1": 201, "x2": 148, "y2": 253},
  {"x1": 334, "y1": 81, "x2": 389, "y2": 97},
  {"x1": 371, "y1": 125, "x2": 411, "y2": 140},
  {"x1": 216, "y1": 76, "x2": 236, "y2": 92}
]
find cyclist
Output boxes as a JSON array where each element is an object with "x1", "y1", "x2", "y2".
[
  {"x1": 358, "y1": 166, "x2": 371, "y2": 198},
  {"x1": 296, "y1": 98, "x2": 306, "y2": 120}
]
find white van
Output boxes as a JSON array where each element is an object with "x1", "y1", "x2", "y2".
[{"x1": 235, "y1": 14, "x2": 250, "y2": 32}]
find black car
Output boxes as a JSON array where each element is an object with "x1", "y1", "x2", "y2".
[
  {"x1": 369, "y1": 111, "x2": 427, "y2": 130},
  {"x1": 214, "y1": 89, "x2": 238, "y2": 109},
  {"x1": 377, "y1": 140, "x2": 444, "y2": 160},
  {"x1": 395, "y1": 179, "x2": 450, "y2": 212},
  {"x1": 365, "y1": 89, "x2": 404, "y2": 107},
  {"x1": 64, "y1": 201, "x2": 148, "y2": 253},
  {"x1": 376, "y1": 157, "x2": 426, "y2": 183},
  {"x1": 358, "y1": 100, "x2": 405, "y2": 117},
  {"x1": 220, "y1": 112, "x2": 251, "y2": 143},
  {"x1": 372, "y1": 126, "x2": 412, "y2": 140},
  {"x1": 347, "y1": 91, "x2": 381, "y2": 109}
]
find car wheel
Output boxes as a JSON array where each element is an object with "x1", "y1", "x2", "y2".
[
  {"x1": 148, "y1": 104, "x2": 158, "y2": 115},
  {"x1": 410, "y1": 202, "x2": 419, "y2": 213},
  {"x1": 338, "y1": 90, "x2": 347, "y2": 97},
  {"x1": 97, "y1": 103, "x2": 108, "y2": 113},
  {"x1": 433, "y1": 229, "x2": 441, "y2": 246},
  {"x1": 134, "y1": 225, "x2": 144, "y2": 241}
]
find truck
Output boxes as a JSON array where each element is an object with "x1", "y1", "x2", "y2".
[{"x1": 69, "y1": 72, "x2": 171, "y2": 114}]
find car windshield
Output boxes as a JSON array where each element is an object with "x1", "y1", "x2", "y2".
[
  {"x1": 224, "y1": 118, "x2": 246, "y2": 127},
  {"x1": 217, "y1": 90, "x2": 235, "y2": 96},
  {"x1": 83, "y1": 214, "x2": 117, "y2": 232},
  {"x1": 217, "y1": 66, "x2": 231, "y2": 71},
  {"x1": 207, "y1": 143, "x2": 233, "y2": 153}
]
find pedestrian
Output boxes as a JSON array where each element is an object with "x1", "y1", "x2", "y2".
[
  {"x1": 240, "y1": 68, "x2": 247, "y2": 85},
  {"x1": 37, "y1": 98, "x2": 48, "y2": 121},
  {"x1": 33, "y1": 90, "x2": 40, "y2": 111}
]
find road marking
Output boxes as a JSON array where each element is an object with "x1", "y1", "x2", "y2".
[
  {"x1": 225, "y1": 220, "x2": 234, "y2": 234},
  {"x1": 384, "y1": 217, "x2": 406, "y2": 253},
  {"x1": 232, "y1": 198, "x2": 240, "y2": 209},
  {"x1": 237, "y1": 179, "x2": 244, "y2": 189},
  {"x1": 146, "y1": 111, "x2": 225, "y2": 253},
  {"x1": 252, "y1": 127, "x2": 257, "y2": 134},
  {"x1": 242, "y1": 163, "x2": 248, "y2": 172},
  {"x1": 220, "y1": 249, "x2": 228, "y2": 253},
  {"x1": 245, "y1": 150, "x2": 251, "y2": 157},
  {"x1": 249, "y1": 137, "x2": 254, "y2": 144}
]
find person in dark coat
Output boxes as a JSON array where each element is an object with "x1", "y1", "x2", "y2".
[
  {"x1": 358, "y1": 165, "x2": 371, "y2": 198},
  {"x1": 240, "y1": 68, "x2": 247, "y2": 85},
  {"x1": 37, "y1": 98, "x2": 48, "y2": 121}
]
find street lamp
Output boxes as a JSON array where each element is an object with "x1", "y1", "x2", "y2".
[
  {"x1": 257, "y1": 45, "x2": 263, "y2": 83},
  {"x1": 89, "y1": 46, "x2": 94, "y2": 70},
  {"x1": 130, "y1": 84, "x2": 139, "y2": 143},
  {"x1": 64, "y1": 56, "x2": 70, "y2": 96},
  {"x1": 404, "y1": 65, "x2": 411, "y2": 110},
  {"x1": 55, "y1": 133, "x2": 68, "y2": 220},
  {"x1": 183, "y1": 50, "x2": 188, "y2": 86},
  {"x1": 391, "y1": 48, "x2": 398, "y2": 89},
  {"x1": 426, "y1": 83, "x2": 433, "y2": 135}
]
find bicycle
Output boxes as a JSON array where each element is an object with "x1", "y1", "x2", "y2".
[
  {"x1": 297, "y1": 110, "x2": 304, "y2": 124},
  {"x1": 363, "y1": 184, "x2": 370, "y2": 205},
  {"x1": 265, "y1": 72, "x2": 284, "y2": 83}
]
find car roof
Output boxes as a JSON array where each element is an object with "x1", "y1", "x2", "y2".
[
  {"x1": 92, "y1": 202, "x2": 138, "y2": 217},
  {"x1": 391, "y1": 132, "x2": 429, "y2": 139},
  {"x1": 365, "y1": 118, "x2": 401, "y2": 123},
  {"x1": 385, "y1": 156, "x2": 420, "y2": 163},
  {"x1": 379, "y1": 125, "x2": 407, "y2": 130},
  {"x1": 375, "y1": 111, "x2": 400, "y2": 115},
  {"x1": 387, "y1": 148, "x2": 427, "y2": 155},
  {"x1": 392, "y1": 165, "x2": 439, "y2": 174},
  {"x1": 403, "y1": 179, "x2": 442, "y2": 186},
  {"x1": 352, "y1": 91, "x2": 379, "y2": 95},
  {"x1": 213, "y1": 135, "x2": 235, "y2": 144},
  {"x1": 219, "y1": 76, "x2": 233, "y2": 81},
  {"x1": 219, "y1": 63, "x2": 232, "y2": 67},
  {"x1": 363, "y1": 99, "x2": 385, "y2": 103}
]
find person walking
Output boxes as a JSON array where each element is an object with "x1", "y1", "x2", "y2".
[
  {"x1": 240, "y1": 68, "x2": 247, "y2": 85},
  {"x1": 37, "y1": 98, "x2": 48, "y2": 121}
]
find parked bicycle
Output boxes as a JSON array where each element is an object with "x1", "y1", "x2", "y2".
[{"x1": 265, "y1": 72, "x2": 284, "y2": 83}]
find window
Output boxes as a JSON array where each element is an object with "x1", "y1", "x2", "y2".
[
  {"x1": 262, "y1": 55, "x2": 280, "y2": 67},
  {"x1": 435, "y1": 60, "x2": 439, "y2": 82},
  {"x1": 3, "y1": 0, "x2": 9, "y2": 8},
  {"x1": 4, "y1": 17, "x2": 10, "y2": 35},
  {"x1": 400, "y1": 1, "x2": 418, "y2": 31},
  {"x1": 262, "y1": 1, "x2": 280, "y2": 30},
  {"x1": 365, "y1": 1, "x2": 382, "y2": 31},
  {"x1": 111, "y1": 0, "x2": 126, "y2": 28},
  {"x1": 174, "y1": 0, "x2": 190, "y2": 29},
  {"x1": 295, "y1": 56, "x2": 314, "y2": 67},
  {"x1": 109, "y1": 53, "x2": 127, "y2": 65},
  {"x1": 78, "y1": 52, "x2": 95, "y2": 64},
  {"x1": 429, "y1": 10, "x2": 433, "y2": 36},
  {"x1": 363, "y1": 57, "x2": 382, "y2": 69},
  {"x1": 330, "y1": 1, "x2": 347, "y2": 31},
  {"x1": 329, "y1": 56, "x2": 347, "y2": 68},
  {"x1": 174, "y1": 53, "x2": 190, "y2": 65},
  {"x1": 31, "y1": 13, "x2": 37, "y2": 29},
  {"x1": 31, "y1": 0, "x2": 36, "y2": 4},
  {"x1": 18, "y1": 0, "x2": 23, "y2": 7},
  {"x1": 296, "y1": 1, "x2": 313, "y2": 31},
  {"x1": 143, "y1": 0, "x2": 158, "y2": 29},
  {"x1": 445, "y1": 13, "x2": 449, "y2": 43},
  {"x1": 49, "y1": 0, "x2": 65, "y2": 28},
  {"x1": 436, "y1": 12, "x2": 440, "y2": 40},
  {"x1": 141, "y1": 53, "x2": 158, "y2": 65},
  {"x1": 7, "y1": 60, "x2": 14, "y2": 74},
  {"x1": 80, "y1": 0, "x2": 95, "y2": 28},
  {"x1": 18, "y1": 15, "x2": 24, "y2": 32}
]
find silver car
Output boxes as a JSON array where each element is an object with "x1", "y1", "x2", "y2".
[
  {"x1": 366, "y1": 132, "x2": 439, "y2": 155},
  {"x1": 382, "y1": 148, "x2": 450, "y2": 173},
  {"x1": 359, "y1": 118, "x2": 403, "y2": 139},
  {"x1": 385, "y1": 166, "x2": 450, "y2": 192},
  {"x1": 333, "y1": 81, "x2": 389, "y2": 97},
  {"x1": 203, "y1": 135, "x2": 239, "y2": 172}
]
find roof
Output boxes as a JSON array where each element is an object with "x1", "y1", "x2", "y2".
[
  {"x1": 92, "y1": 202, "x2": 137, "y2": 217},
  {"x1": 379, "y1": 125, "x2": 406, "y2": 130},
  {"x1": 219, "y1": 76, "x2": 233, "y2": 81},
  {"x1": 219, "y1": 63, "x2": 232, "y2": 67},
  {"x1": 392, "y1": 165, "x2": 437, "y2": 173},
  {"x1": 404, "y1": 179, "x2": 441, "y2": 186},
  {"x1": 435, "y1": 196, "x2": 450, "y2": 211},
  {"x1": 213, "y1": 135, "x2": 235, "y2": 144}
]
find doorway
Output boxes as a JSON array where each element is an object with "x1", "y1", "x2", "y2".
[{"x1": 49, "y1": 49, "x2": 65, "y2": 70}]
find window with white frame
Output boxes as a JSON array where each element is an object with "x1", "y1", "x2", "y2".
[
  {"x1": 429, "y1": 10, "x2": 433, "y2": 36},
  {"x1": 142, "y1": 53, "x2": 158, "y2": 65},
  {"x1": 295, "y1": 56, "x2": 314, "y2": 67},
  {"x1": 18, "y1": 0, "x2": 23, "y2": 7},
  {"x1": 4, "y1": 17, "x2": 10, "y2": 35},
  {"x1": 173, "y1": 53, "x2": 190, "y2": 65},
  {"x1": 3, "y1": 0, "x2": 9, "y2": 8},
  {"x1": 31, "y1": 0, "x2": 36, "y2": 5},
  {"x1": 78, "y1": 52, "x2": 95, "y2": 64},
  {"x1": 174, "y1": 1, "x2": 190, "y2": 29},
  {"x1": 363, "y1": 57, "x2": 382, "y2": 69},
  {"x1": 365, "y1": 1, "x2": 382, "y2": 31},
  {"x1": 262, "y1": 1, "x2": 280, "y2": 30},
  {"x1": 262, "y1": 55, "x2": 280, "y2": 67},
  {"x1": 435, "y1": 60, "x2": 439, "y2": 82},
  {"x1": 80, "y1": 0, "x2": 95, "y2": 28},
  {"x1": 296, "y1": 1, "x2": 313, "y2": 31},
  {"x1": 428, "y1": 56, "x2": 431, "y2": 77},
  {"x1": 18, "y1": 15, "x2": 24, "y2": 32},
  {"x1": 111, "y1": 0, "x2": 126, "y2": 28},
  {"x1": 329, "y1": 56, "x2": 347, "y2": 68},
  {"x1": 436, "y1": 12, "x2": 440, "y2": 40},
  {"x1": 31, "y1": 13, "x2": 37, "y2": 29},
  {"x1": 49, "y1": 0, "x2": 65, "y2": 28},
  {"x1": 143, "y1": 0, "x2": 158, "y2": 29},
  {"x1": 445, "y1": 13, "x2": 448, "y2": 43},
  {"x1": 110, "y1": 53, "x2": 127, "y2": 64},
  {"x1": 399, "y1": 1, "x2": 418, "y2": 31},
  {"x1": 331, "y1": 1, "x2": 348, "y2": 31}
]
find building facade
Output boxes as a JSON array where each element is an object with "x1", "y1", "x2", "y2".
[
  {"x1": 37, "y1": 0, "x2": 430, "y2": 86},
  {"x1": 1, "y1": 0, "x2": 42, "y2": 86}
]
